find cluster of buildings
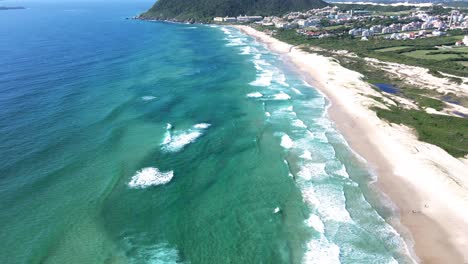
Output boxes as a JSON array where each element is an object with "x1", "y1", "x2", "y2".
[
  {"x1": 213, "y1": 15, "x2": 262, "y2": 23},
  {"x1": 213, "y1": 6, "x2": 468, "y2": 41},
  {"x1": 348, "y1": 10, "x2": 468, "y2": 40},
  {"x1": 213, "y1": 6, "x2": 354, "y2": 29}
]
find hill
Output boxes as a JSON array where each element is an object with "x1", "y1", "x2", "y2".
[{"x1": 140, "y1": 0, "x2": 328, "y2": 22}]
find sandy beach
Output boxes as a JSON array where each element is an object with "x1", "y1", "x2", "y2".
[{"x1": 235, "y1": 25, "x2": 468, "y2": 263}]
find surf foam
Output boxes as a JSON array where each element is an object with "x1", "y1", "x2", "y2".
[
  {"x1": 281, "y1": 134, "x2": 293, "y2": 149},
  {"x1": 142, "y1": 96, "x2": 156, "y2": 101},
  {"x1": 128, "y1": 167, "x2": 174, "y2": 188},
  {"x1": 272, "y1": 91, "x2": 291, "y2": 100},
  {"x1": 247, "y1": 92, "x2": 263, "y2": 98},
  {"x1": 162, "y1": 123, "x2": 211, "y2": 152}
]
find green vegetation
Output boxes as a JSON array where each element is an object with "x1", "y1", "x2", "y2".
[
  {"x1": 141, "y1": 0, "x2": 327, "y2": 22},
  {"x1": 403, "y1": 50, "x2": 463, "y2": 60},
  {"x1": 459, "y1": 61, "x2": 468, "y2": 67},
  {"x1": 335, "y1": 4, "x2": 415, "y2": 13},
  {"x1": 273, "y1": 28, "x2": 468, "y2": 77},
  {"x1": 375, "y1": 46, "x2": 412, "y2": 52},
  {"x1": 294, "y1": 42, "x2": 468, "y2": 157},
  {"x1": 375, "y1": 107, "x2": 468, "y2": 157},
  {"x1": 399, "y1": 87, "x2": 445, "y2": 111}
]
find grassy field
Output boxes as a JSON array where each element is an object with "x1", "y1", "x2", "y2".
[
  {"x1": 439, "y1": 46, "x2": 468, "y2": 53},
  {"x1": 375, "y1": 46, "x2": 413, "y2": 52},
  {"x1": 403, "y1": 50, "x2": 463, "y2": 60}
]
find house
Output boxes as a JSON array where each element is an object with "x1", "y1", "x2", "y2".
[{"x1": 213, "y1": 17, "x2": 223, "y2": 22}]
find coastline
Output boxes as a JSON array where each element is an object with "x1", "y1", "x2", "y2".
[{"x1": 235, "y1": 25, "x2": 468, "y2": 263}]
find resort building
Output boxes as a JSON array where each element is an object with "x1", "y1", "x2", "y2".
[
  {"x1": 236, "y1": 15, "x2": 263, "y2": 23},
  {"x1": 223, "y1": 17, "x2": 237, "y2": 22}
]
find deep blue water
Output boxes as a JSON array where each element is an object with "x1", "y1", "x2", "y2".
[{"x1": 374, "y1": 83, "x2": 399, "y2": 94}]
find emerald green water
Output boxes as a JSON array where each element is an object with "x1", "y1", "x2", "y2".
[{"x1": 0, "y1": 1, "x2": 414, "y2": 263}]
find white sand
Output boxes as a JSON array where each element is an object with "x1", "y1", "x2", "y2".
[{"x1": 236, "y1": 25, "x2": 468, "y2": 263}]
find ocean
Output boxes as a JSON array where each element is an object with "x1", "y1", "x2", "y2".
[{"x1": 0, "y1": 1, "x2": 413, "y2": 263}]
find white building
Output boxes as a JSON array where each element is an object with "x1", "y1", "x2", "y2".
[
  {"x1": 296, "y1": 18, "x2": 320, "y2": 28},
  {"x1": 223, "y1": 17, "x2": 237, "y2": 22},
  {"x1": 349, "y1": 28, "x2": 363, "y2": 36},
  {"x1": 213, "y1": 17, "x2": 223, "y2": 22},
  {"x1": 463, "y1": 36, "x2": 468, "y2": 46},
  {"x1": 236, "y1": 15, "x2": 263, "y2": 23},
  {"x1": 362, "y1": 29, "x2": 374, "y2": 37}
]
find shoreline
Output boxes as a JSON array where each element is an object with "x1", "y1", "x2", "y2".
[{"x1": 235, "y1": 25, "x2": 468, "y2": 263}]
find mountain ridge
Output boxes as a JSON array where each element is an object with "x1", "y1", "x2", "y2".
[{"x1": 140, "y1": 0, "x2": 328, "y2": 22}]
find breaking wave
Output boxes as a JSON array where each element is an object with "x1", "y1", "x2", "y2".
[
  {"x1": 128, "y1": 167, "x2": 174, "y2": 189},
  {"x1": 162, "y1": 123, "x2": 211, "y2": 152}
]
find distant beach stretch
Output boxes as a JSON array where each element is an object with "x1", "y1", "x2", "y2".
[{"x1": 235, "y1": 25, "x2": 468, "y2": 263}]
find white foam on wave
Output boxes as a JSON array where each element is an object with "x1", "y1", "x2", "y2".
[
  {"x1": 226, "y1": 37, "x2": 247, "y2": 47},
  {"x1": 305, "y1": 214, "x2": 325, "y2": 234},
  {"x1": 314, "y1": 184, "x2": 352, "y2": 223},
  {"x1": 162, "y1": 131, "x2": 172, "y2": 145},
  {"x1": 163, "y1": 131, "x2": 202, "y2": 152},
  {"x1": 304, "y1": 236, "x2": 341, "y2": 264},
  {"x1": 240, "y1": 46, "x2": 251, "y2": 55},
  {"x1": 142, "y1": 96, "x2": 156, "y2": 101},
  {"x1": 252, "y1": 58, "x2": 270, "y2": 71},
  {"x1": 291, "y1": 87, "x2": 303, "y2": 95},
  {"x1": 297, "y1": 163, "x2": 327, "y2": 180},
  {"x1": 300, "y1": 150, "x2": 313, "y2": 160},
  {"x1": 265, "y1": 112, "x2": 271, "y2": 117},
  {"x1": 162, "y1": 123, "x2": 173, "y2": 145},
  {"x1": 281, "y1": 134, "x2": 293, "y2": 149},
  {"x1": 220, "y1": 27, "x2": 231, "y2": 35},
  {"x1": 334, "y1": 164, "x2": 349, "y2": 178},
  {"x1": 162, "y1": 123, "x2": 210, "y2": 152},
  {"x1": 247, "y1": 92, "x2": 263, "y2": 98},
  {"x1": 274, "y1": 73, "x2": 289, "y2": 87},
  {"x1": 306, "y1": 130, "x2": 328, "y2": 143},
  {"x1": 316, "y1": 117, "x2": 333, "y2": 130},
  {"x1": 272, "y1": 91, "x2": 291, "y2": 100},
  {"x1": 292, "y1": 119, "x2": 307, "y2": 128},
  {"x1": 301, "y1": 186, "x2": 320, "y2": 207},
  {"x1": 271, "y1": 105, "x2": 297, "y2": 119},
  {"x1": 194, "y1": 123, "x2": 211, "y2": 129},
  {"x1": 127, "y1": 241, "x2": 183, "y2": 264},
  {"x1": 250, "y1": 69, "x2": 273, "y2": 87},
  {"x1": 128, "y1": 167, "x2": 174, "y2": 188}
]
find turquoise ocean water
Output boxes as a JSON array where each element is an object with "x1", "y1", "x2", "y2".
[{"x1": 0, "y1": 1, "x2": 414, "y2": 263}]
